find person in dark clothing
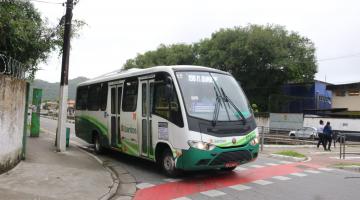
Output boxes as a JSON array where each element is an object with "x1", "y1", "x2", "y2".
[
  {"x1": 323, "y1": 121, "x2": 333, "y2": 151},
  {"x1": 317, "y1": 120, "x2": 326, "y2": 150}
]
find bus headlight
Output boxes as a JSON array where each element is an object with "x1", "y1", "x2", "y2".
[
  {"x1": 250, "y1": 132, "x2": 260, "y2": 146},
  {"x1": 188, "y1": 141, "x2": 216, "y2": 151}
]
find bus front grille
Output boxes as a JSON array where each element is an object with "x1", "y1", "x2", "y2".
[{"x1": 209, "y1": 150, "x2": 252, "y2": 166}]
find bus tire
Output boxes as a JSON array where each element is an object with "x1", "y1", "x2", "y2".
[
  {"x1": 94, "y1": 133, "x2": 104, "y2": 154},
  {"x1": 161, "y1": 148, "x2": 180, "y2": 177}
]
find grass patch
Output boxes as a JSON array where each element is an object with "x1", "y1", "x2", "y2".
[
  {"x1": 333, "y1": 163, "x2": 360, "y2": 168},
  {"x1": 274, "y1": 150, "x2": 306, "y2": 158}
]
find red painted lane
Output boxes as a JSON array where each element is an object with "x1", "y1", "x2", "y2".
[{"x1": 134, "y1": 163, "x2": 323, "y2": 200}]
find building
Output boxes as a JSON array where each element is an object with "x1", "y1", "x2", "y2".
[
  {"x1": 278, "y1": 80, "x2": 332, "y2": 113},
  {"x1": 327, "y1": 81, "x2": 360, "y2": 111}
]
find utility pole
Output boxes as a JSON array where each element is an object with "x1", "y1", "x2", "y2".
[{"x1": 56, "y1": 0, "x2": 73, "y2": 152}]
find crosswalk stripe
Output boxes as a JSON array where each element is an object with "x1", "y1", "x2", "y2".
[
  {"x1": 253, "y1": 180, "x2": 273, "y2": 185},
  {"x1": 136, "y1": 183, "x2": 155, "y2": 189},
  {"x1": 279, "y1": 161, "x2": 293, "y2": 164},
  {"x1": 235, "y1": 166, "x2": 247, "y2": 171},
  {"x1": 229, "y1": 184, "x2": 252, "y2": 191},
  {"x1": 173, "y1": 197, "x2": 192, "y2": 200},
  {"x1": 272, "y1": 176, "x2": 291, "y2": 181},
  {"x1": 164, "y1": 178, "x2": 182, "y2": 182},
  {"x1": 266, "y1": 163, "x2": 279, "y2": 166},
  {"x1": 200, "y1": 190, "x2": 226, "y2": 197},
  {"x1": 249, "y1": 164, "x2": 264, "y2": 168},
  {"x1": 318, "y1": 167, "x2": 335, "y2": 171},
  {"x1": 290, "y1": 172, "x2": 307, "y2": 177},
  {"x1": 304, "y1": 170, "x2": 321, "y2": 174}
]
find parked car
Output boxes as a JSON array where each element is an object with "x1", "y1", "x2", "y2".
[{"x1": 289, "y1": 127, "x2": 317, "y2": 139}]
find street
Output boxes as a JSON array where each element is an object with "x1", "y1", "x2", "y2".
[{"x1": 41, "y1": 117, "x2": 360, "y2": 200}]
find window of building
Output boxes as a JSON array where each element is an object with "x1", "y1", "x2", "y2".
[
  {"x1": 122, "y1": 78, "x2": 138, "y2": 112},
  {"x1": 88, "y1": 84, "x2": 101, "y2": 111},
  {"x1": 100, "y1": 83, "x2": 108, "y2": 111},
  {"x1": 76, "y1": 86, "x2": 88, "y2": 110},
  {"x1": 152, "y1": 73, "x2": 183, "y2": 127},
  {"x1": 348, "y1": 90, "x2": 360, "y2": 96},
  {"x1": 335, "y1": 90, "x2": 346, "y2": 97}
]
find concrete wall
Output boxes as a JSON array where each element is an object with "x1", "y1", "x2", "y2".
[
  {"x1": 304, "y1": 116, "x2": 360, "y2": 132},
  {"x1": 255, "y1": 116, "x2": 270, "y2": 128},
  {"x1": 332, "y1": 94, "x2": 360, "y2": 111},
  {"x1": 269, "y1": 113, "x2": 303, "y2": 130},
  {"x1": 0, "y1": 75, "x2": 26, "y2": 174}
]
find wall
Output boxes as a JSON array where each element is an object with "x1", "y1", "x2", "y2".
[
  {"x1": 332, "y1": 94, "x2": 360, "y2": 111},
  {"x1": 0, "y1": 75, "x2": 26, "y2": 174},
  {"x1": 304, "y1": 116, "x2": 360, "y2": 132},
  {"x1": 255, "y1": 116, "x2": 270, "y2": 127},
  {"x1": 269, "y1": 113, "x2": 303, "y2": 130}
]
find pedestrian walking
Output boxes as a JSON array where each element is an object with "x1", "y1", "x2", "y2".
[
  {"x1": 323, "y1": 121, "x2": 333, "y2": 151},
  {"x1": 317, "y1": 120, "x2": 326, "y2": 150}
]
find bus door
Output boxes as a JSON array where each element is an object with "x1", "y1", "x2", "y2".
[
  {"x1": 108, "y1": 83, "x2": 123, "y2": 148},
  {"x1": 139, "y1": 78, "x2": 154, "y2": 158}
]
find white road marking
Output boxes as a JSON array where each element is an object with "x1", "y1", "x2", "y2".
[
  {"x1": 235, "y1": 166, "x2": 247, "y2": 171},
  {"x1": 272, "y1": 176, "x2": 291, "y2": 181},
  {"x1": 136, "y1": 183, "x2": 155, "y2": 189},
  {"x1": 229, "y1": 184, "x2": 252, "y2": 191},
  {"x1": 249, "y1": 164, "x2": 264, "y2": 168},
  {"x1": 164, "y1": 178, "x2": 181, "y2": 182},
  {"x1": 252, "y1": 180, "x2": 273, "y2": 185},
  {"x1": 290, "y1": 172, "x2": 307, "y2": 177},
  {"x1": 304, "y1": 170, "x2": 321, "y2": 174},
  {"x1": 200, "y1": 190, "x2": 226, "y2": 197},
  {"x1": 266, "y1": 163, "x2": 279, "y2": 166},
  {"x1": 279, "y1": 161, "x2": 293, "y2": 164},
  {"x1": 173, "y1": 197, "x2": 192, "y2": 200},
  {"x1": 318, "y1": 167, "x2": 335, "y2": 171}
]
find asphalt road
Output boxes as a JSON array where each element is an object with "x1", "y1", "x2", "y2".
[{"x1": 40, "y1": 117, "x2": 360, "y2": 200}]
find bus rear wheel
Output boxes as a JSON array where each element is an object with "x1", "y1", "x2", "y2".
[
  {"x1": 94, "y1": 134, "x2": 104, "y2": 154},
  {"x1": 161, "y1": 149, "x2": 180, "y2": 177}
]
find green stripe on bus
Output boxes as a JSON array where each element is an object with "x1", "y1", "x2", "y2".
[
  {"x1": 216, "y1": 131, "x2": 256, "y2": 148},
  {"x1": 122, "y1": 140, "x2": 139, "y2": 155},
  {"x1": 78, "y1": 115, "x2": 108, "y2": 136}
]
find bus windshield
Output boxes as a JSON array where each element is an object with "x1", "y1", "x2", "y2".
[{"x1": 176, "y1": 71, "x2": 252, "y2": 122}]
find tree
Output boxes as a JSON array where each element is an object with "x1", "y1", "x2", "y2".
[
  {"x1": 0, "y1": 1, "x2": 85, "y2": 78},
  {"x1": 123, "y1": 24, "x2": 317, "y2": 111},
  {"x1": 196, "y1": 25, "x2": 317, "y2": 111},
  {"x1": 124, "y1": 44, "x2": 196, "y2": 69}
]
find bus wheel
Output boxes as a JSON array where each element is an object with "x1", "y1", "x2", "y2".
[
  {"x1": 94, "y1": 134, "x2": 104, "y2": 154},
  {"x1": 162, "y1": 149, "x2": 180, "y2": 177},
  {"x1": 220, "y1": 166, "x2": 237, "y2": 171}
]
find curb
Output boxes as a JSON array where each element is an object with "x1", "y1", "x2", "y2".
[
  {"x1": 264, "y1": 144, "x2": 316, "y2": 148},
  {"x1": 333, "y1": 165, "x2": 360, "y2": 172},
  {"x1": 269, "y1": 153, "x2": 308, "y2": 162}
]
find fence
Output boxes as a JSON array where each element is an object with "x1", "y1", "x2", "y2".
[
  {"x1": 338, "y1": 133, "x2": 360, "y2": 159},
  {"x1": 0, "y1": 54, "x2": 31, "y2": 80},
  {"x1": 258, "y1": 126, "x2": 318, "y2": 151}
]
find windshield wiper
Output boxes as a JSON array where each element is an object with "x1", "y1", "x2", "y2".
[
  {"x1": 220, "y1": 87, "x2": 246, "y2": 124},
  {"x1": 212, "y1": 86, "x2": 221, "y2": 126}
]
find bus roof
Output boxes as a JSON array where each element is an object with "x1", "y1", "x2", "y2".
[{"x1": 78, "y1": 65, "x2": 229, "y2": 86}]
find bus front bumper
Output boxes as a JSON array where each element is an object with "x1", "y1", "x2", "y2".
[{"x1": 175, "y1": 143, "x2": 259, "y2": 171}]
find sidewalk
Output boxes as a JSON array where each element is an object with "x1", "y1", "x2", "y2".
[{"x1": 0, "y1": 131, "x2": 114, "y2": 200}]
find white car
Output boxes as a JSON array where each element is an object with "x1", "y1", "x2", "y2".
[{"x1": 289, "y1": 127, "x2": 317, "y2": 139}]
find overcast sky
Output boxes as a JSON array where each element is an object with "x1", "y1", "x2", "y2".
[{"x1": 33, "y1": 0, "x2": 360, "y2": 84}]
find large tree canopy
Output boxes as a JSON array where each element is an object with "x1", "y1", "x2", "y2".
[
  {"x1": 0, "y1": 1, "x2": 84, "y2": 78},
  {"x1": 123, "y1": 24, "x2": 317, "y2": 111}
]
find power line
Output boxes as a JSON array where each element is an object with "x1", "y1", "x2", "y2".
[
  {"x1": 30, "y1": 0, "x2": 64, "y2": 5},
  {"x1": 318, "y1": 52, "x2": 360, "y2": 62}
]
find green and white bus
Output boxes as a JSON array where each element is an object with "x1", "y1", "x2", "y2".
[{"x1": 75, "y1": 65, "x2": 259, "y2": 176}]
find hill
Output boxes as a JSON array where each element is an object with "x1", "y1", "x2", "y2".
[{"x1": 29, "y1": 77, "x2": 89, "y2": 102}]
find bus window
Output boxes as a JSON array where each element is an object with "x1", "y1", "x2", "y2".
[
  {"x1": 122, "y1": 78, "x2": 138, "y2": 112},
  {"x1": 152, "y1": 75, "x2": 183, "y2": 127},
  {"x1": 76, "y1": 86, "x2": 88, "y2": 110},
  {"x1": 142, "y1": 83, "x2": 147, "y2": 117},
  {"x1": 88, "y1": 84, "x2": 101, "y2": 111},
  {"x1": 100, "y1": 83, "x2": 108, "y2": 111}
]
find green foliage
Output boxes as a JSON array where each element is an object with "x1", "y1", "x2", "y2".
[
  {"x1": 123, "y1": 24, "x2": 317, "y2": 111},
  {"x1": 274, "y1": 150, "x2": 306, "y2": 158},
  {"x1": 0, "y1": 1, "x2": 85, "y2": 78}
]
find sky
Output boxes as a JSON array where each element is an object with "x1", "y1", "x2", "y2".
[{"x1": 33, "y1": 0, "x2": 360, "y2": 84}]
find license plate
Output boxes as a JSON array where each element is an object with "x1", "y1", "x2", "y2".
[{"x1": 225, "y1": 162, "x2": 238, "y2": 168}]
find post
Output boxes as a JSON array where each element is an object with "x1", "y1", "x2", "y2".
[
  {"x1": 30, "y1": 88, "x2": 42, "y2": 137},
  {"x1": 22, "y1": 82, "x2": 30, "y2": 159},
  {"x1": 261, "y1": 126, "x2": 265, "y2": 152},
  {"x1": 56, "y1": 0, "x2": 73, "y2": 152},
  {"x1": 339, "y1": 135, "x2": 342, "y2": 159}
]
